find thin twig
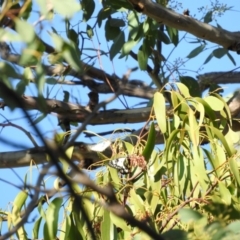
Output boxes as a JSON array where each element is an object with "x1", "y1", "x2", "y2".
[{"x1": 0, "y1": 122, "x2": 38, "y2": 147}]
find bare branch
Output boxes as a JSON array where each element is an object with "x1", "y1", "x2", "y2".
[
  {"x1": 0, "y1": 96, "x2": 152, "y2": 124},
  {"x1": 0, "y1": 45, "x2": 156, "y2": 99},
  {"x1": 197, "y1": 71, "x2": 240, "y2": 91},
  {"x1": 0, "y1": 122, "x2": 38, "y2": 147}
]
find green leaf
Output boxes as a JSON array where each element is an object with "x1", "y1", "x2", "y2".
[
  {"x1": 12, "y1": 190, "x2": 28, "y2": 216},
  {"x1": 52, "y1": 0, "x2": 81, "y2": 18},
  {"x1": 128, "y1": 11, "x2": 140, "y2": 40},
  {"x1": 210, "y1": 126, "x2": 236, "y2": 157},
  {"x1": 63, "y1": 90, "x2": 70, "y2": 102},
  {"x1": 36, "y1": 0, "x2": 54, "y2": 17},
  {"x1": 97, "y1": 7, "x2": 112, "y2": 27},
  {"x1": 186, "y1": 44, "x2": 205, "y2": 58},
  {"x1": 218, "y1": 181, "x2": 231, "y2": 205},
  {"x1": 129, "y1": 188, "x2": 145, "y2": 212},
  {"x1": 105, "y1": 19, "x2": 121, "y2": 41},
  {"x1": 175, "y1": 82, "x2": 190, "y2": 98},
  {"x1": 143, "y1": 35, "x2": 155, "y2": 57},
  {"x1": 16, "y1": 80, "x2": 27, "y2": 95},
  {"x1": 32, "y1": 217, "x2": 42, "y2": 239},
  {"x1": 45, "y1": 77, "x2": 56, "y2": 85},
  {"x1": 204, "y1": 96, "x2": 224, "y2": 111},
  {"x1": 226, "y1": 221, "x2": 240, "y2": 234},
  {"x1": 171, "y1": 91, "x2": 189, "y2": 120},
  {"x1": 121, "y1": 39, "x2": 138, "y2": 56},
  {"x1": 194, "y1": 97, "x2": 216, "y2": 120},
  {"x1": 11, "y1": 190, "x2": 28, "y2": 239},
  {"x1": 101, "y1": 211, "x2": 113, "y2": 240},
  {"x1": 142, "y1": 19, "x2": 150, "y2": 34},
  {"x1": 23, "y1": 67, "x2": 34, "y2": 82},
  {"x1": 86, "y1": 24, "x2": 94, "y2": 38},
  {"x1": 157, "y1": 30, "x2": 171, "y2": 44},
  {"x1": 154, "y1": 92, "x2": 166, "y2": 134},
  {"x1": 162, "y1": 230, "x2": 187, "y2": 240},
  {"x1": 142, "y1": 122, "x2": 156, "y2": 161},
  {"x1": 212, "y1": 48, "x2": 227, "y2": 58},
  {"x1": 165, "y1": 129, "x2": 180, "y2": 161},
  {"x1": 179, "y1": 208, "x2": 203, "y2": 223},
  {"x1": 35, "y1": 63, "x2": 45, "y2": 94},
  {"x1": 108, "y1": 167, "x2": 121, "y2": 186},
  {"x1": 203, "y1": 52, "x2": 213, "y2": 64},
  {"x1": 51, "y1": 33, "x2": 82, "y2": 72},
  {"x1": 137, "y1": 47, "x2": 148, "y2": 70},
  {"x1": 188, "y1": 109, "x2": 199, "y2": 146},
  {"x1": 110, "y1": 212, "x2": 130, "y2": 232},
  {"x1": 15, "y1": 19, "x2": 36, "y2": 43},
  {"x1": 192, "y1": 147, "x2": 209, "y2": 192},
  {"x1": 166, "y1": 25, "x2": 178, "y2": 46},
  {"x1": 229, "y1": 157, "x2": 240, "y2": 187},
  {"x1": 0, "y1": 28, "x2": 22, "y2": 41},
  {"x1": 109, "y1": 18, "x2": 125, "y2": 27},
  {"x1": 67, "y1": 216, "x2": 83, "y2": 239},
  {"x1": 21, "y1": 1, "x2": 32, "y2": 20},
  {"x1": 227, "y1": 52, "x2": 236, "y2": 65},
  {"x1": 43, "y1": 197, "x2": 63, "y2": 240},
  {"x1": 204, "y1": 11, "x2": 213, "y2": 23},
  {"x1": 180, "y1": 76, "x2": 201, "y2": 97},
  {"x1": 81, "y1": 0, "x2": 95, "y2": 21},
  {"x1": 110, "y1": 32, "x2": 125, "y2": 60},
  {"x1": 212, "y1": 93, "x2": 232, "y2": 122},
  {"x1": 81, "y1": 198, "x2": 95, "y2": 220},
  {"x1": 67, "y1": 28, "x2": 79, "y2": 45},
  {"x1": 59, "y1": 215, "x2": 71, "y2": 240}
]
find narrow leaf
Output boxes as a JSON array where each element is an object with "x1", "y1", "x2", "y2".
[
  {"x1": 142, "y1": 122, "x2": 156, "y2": 161},
  {"x1": 43, "y1": 197, "x2": 63, "y2": 240},
  {"x1": 109, "y1": 32, "x2": 125, "y2": 60},
  {"x1": 154, "y1": 92, "x2": 166, "y2": 134},
  {"x1": 227, "y1": 52, "x2": 236, "y2": 65},
  {"x1": 203, "y1": 52, "x2": 213, "y2": 64},
  {"x1": 166, "y1": 25, "x2": 178, "y2": 46},
  {"x1": 186, "y1": 44, "x2": 205, "y2": 58},
  {"x1": 218, "y1": 181, "x2": 231, "y2": 205},
  {"x1": 137, "y1": 47, "x2": 148, "y2": 70},
  {"x1": 229, "y1": 157, "x2": 240, "y2": 187}
]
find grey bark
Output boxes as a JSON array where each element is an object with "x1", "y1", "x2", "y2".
[{"x1": 129, "y1": 0, "x2": 240, "y2": 52}]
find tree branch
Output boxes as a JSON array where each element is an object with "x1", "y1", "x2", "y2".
[
  {"x1": 197, "y1": 71, "x2": 240, "y2": 91},
  {"x1": 129, "y1": 0, "x2": 240, "y2": 52}
]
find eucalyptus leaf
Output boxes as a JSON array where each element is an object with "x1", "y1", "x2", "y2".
[
  {"x1": 52, "y1": 0, "x2": 81, "y2": 18},
  {"x1": 204, "y1": 11, "x2": 213, "y2": 23},
  {"x1": 187, "y1": 44, "x2": 205, "y2": 58},
  {"x1": 110, "y1": 32, "x2": 125, "y2": 60},
  {"x1": 43, "y1": 198, "x2": 63, "y2": 240},
  {"x1": 137, "y1": 47, "x2": 148, "y2": 70},
  {"x1": 166, "y1": 25, "x2": 178, "y2": 46},
  {"x1": 154, "y1": 92, "x2": 166, "y2": 134}
]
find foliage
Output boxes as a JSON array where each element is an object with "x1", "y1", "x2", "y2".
[{"x1": 0, "y1": 0, "x2": 240, "y2": 240}]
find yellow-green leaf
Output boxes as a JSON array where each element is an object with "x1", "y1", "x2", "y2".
[
  {"x1": 154, "y1": 92, "x2": 166, "y2": 134},
  {"x1": 204, "y1": 96, "x2": 224, "y2": 111}
]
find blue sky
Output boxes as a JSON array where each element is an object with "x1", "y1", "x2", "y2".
[{"x1": 0, "y1": 0, "x2": 240, "y2": 237}]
